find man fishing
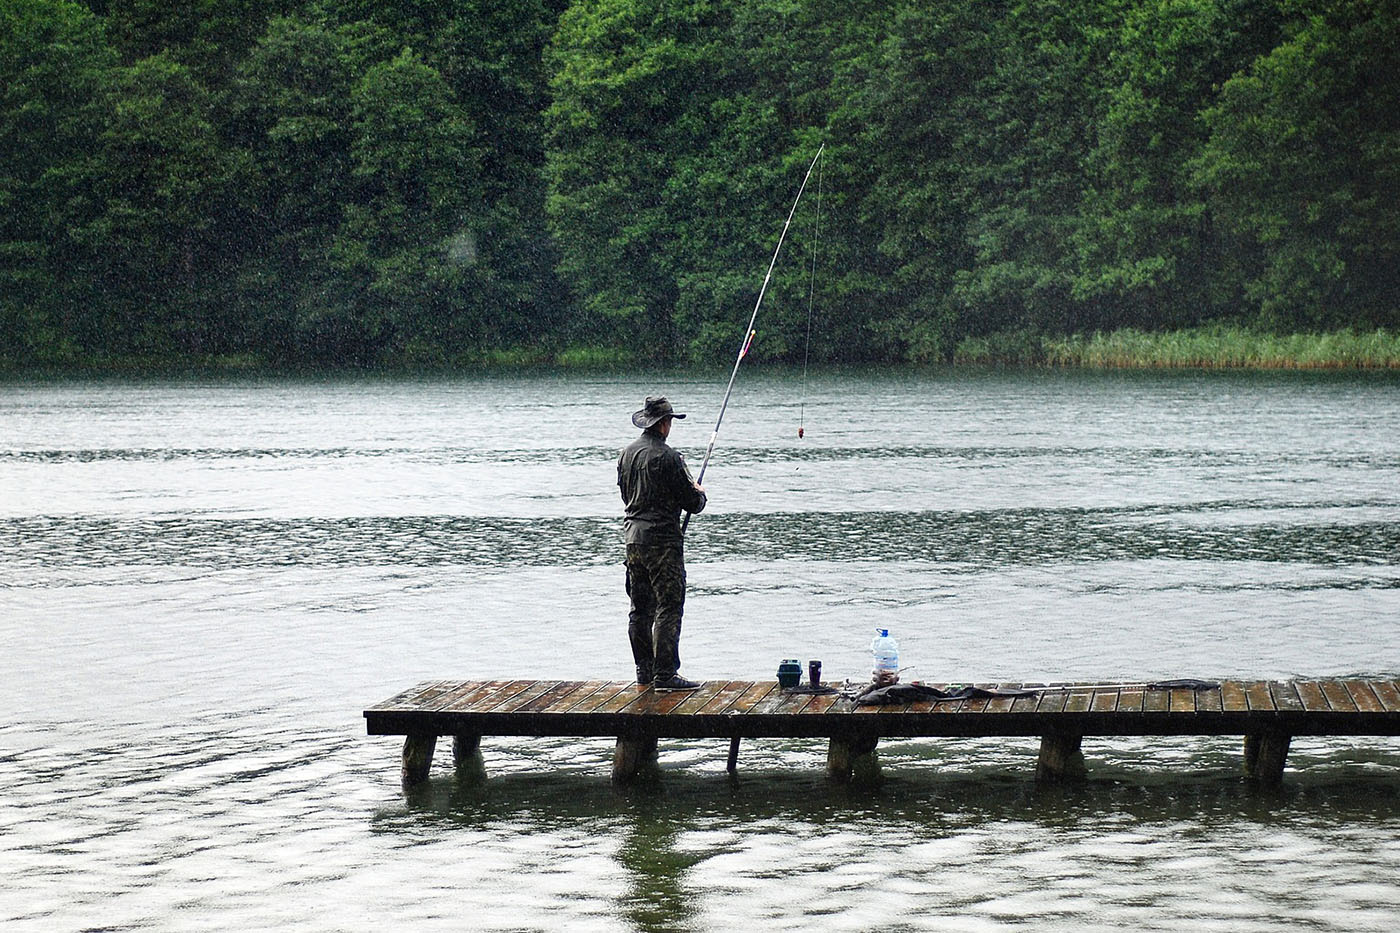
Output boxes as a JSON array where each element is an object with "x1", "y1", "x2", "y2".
[{"x1": 618, "y1": 396, "x2": 707, "y2": 692}]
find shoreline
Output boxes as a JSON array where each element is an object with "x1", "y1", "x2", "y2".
[
  {"x1": 4, "y1": 327, "x2": 1399, "y2": 376},
  {"x1": 953, "y1": 327, "x2": 1400, "y2": 370}
]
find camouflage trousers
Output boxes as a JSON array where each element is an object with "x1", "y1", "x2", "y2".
[{"x1": 625, "y1": 542, "x2": 687, "y2": 682}]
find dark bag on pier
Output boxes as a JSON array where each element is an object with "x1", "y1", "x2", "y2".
[{"x1": 854, "y1": 683, "x2": 1040, "y2": 706}]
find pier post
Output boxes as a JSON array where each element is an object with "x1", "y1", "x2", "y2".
[
  {"x1": 1243, "y1": 732, "x2": 1291, "y2": 785},
  {"x1": 453, "y1": 734, "x2": 485, "y2": 782},
  {"x1": 827, "y1": 734, "x2": 881, "y2": 785},
  {"x1": 1036, "y1": 732, "x2": 1087, "y2": 783},
  {"x1": 401, "y1": 733, "x2": 437, "y2": 787},
  {"x1": 612, "y1": 735, "x2": 659, "y2": 785}
]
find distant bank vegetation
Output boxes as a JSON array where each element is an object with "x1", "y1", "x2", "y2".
[
  {"x1": 956, "y1": 328, "x2": 1400, "y2": 370},
  {"x1": 2, "y1": 0, "x2": 1398, "y2": 372}
]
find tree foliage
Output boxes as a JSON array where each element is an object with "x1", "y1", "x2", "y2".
[{"x1": 1, "y1": 0, "x2": 1397, "y2": 368}]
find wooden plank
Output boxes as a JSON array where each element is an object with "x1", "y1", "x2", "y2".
[
  {"x1": 1063, "y1": 689, "x2": 1094, "y2": 714},
  {"x1": 550, "y1": 681, "x2": 621, "y2": 713},
  {"x1": 517, "y1": 681, "x2": 596, "y2": 714},
  {"x1": 489, "y1": 681, "x2": 560, "y2": 714},
  {"x1": 800, "y1": 692, "x2": 844, "y2": 714},
  {"x1": 770, "y1": 689, "x2": 817, "y2": 715},
  {"x1": 986, "y1": 684, "x2": 1021, "y2": 714},
  {"x1": 729, "y1": 681, "x2": 779, "y2": 715},
  {"x1": 1036, "y1": 690, "x2": 1068, "y2": 714},
  {"x1": 594, "y1": 684, "x2": 653, "y2": 714},
  {"x1": 462, "y1": 680, "x2": 535, "y2": 713},
  {"x1": 545, "y1": 680, "x2": 611, "y2": 712},
  {"x1": 1321, "y1": 680, "x2": 1357, "y2": 712},
  {"x1": 563, "y1": 682, "x2": 635, "y2": 714},
  {"x1": 1243, "y1": 682, "x2": 1275, "y2": 712},
  {"x1": 934, "y1": 689, "x2": 967, "y2": 714},
  {"x1": 1195, "y1": 686, "x2": 1222, "y2": 713},
  {"x1": 1091, "y1": 689, "x2": 1119, "y2": 713},
  {"x1": 1269, "y1": 682, "x2": 1305, "y2": 713},
  {"x1": 1371, "y1": 680, "x2": 1400, "y2": 713},
  {"x1": 1142, "y1": 687, "x2": 1170, "y2": 713},
  {"x1": 1344, "y1": 680, "x2": 1385, "y2": 713},
  {"x1": 403, "y1": 680, "x2": 474, "y2": 711},
  {"x1": 696, "y1": 680, "x2": 753, "y2": 715},
  {"x1": 365, "y1": 680, "x2": 450, "y2": 712},
  {"x1": 1010, "y1": 685, "x2": 1043, "y2": 714},
  {"x1": 961, "y1": 686, "x2": 995, "y2": 715},
  {"x1": 1295, "y1": 681, "x2": 1329, "y2": 713},
  {"x1": 1169, "y1": 688, "x2": 1196, "y2": 713},
  {"x1": 752, "y1": 687, "x2": 805, "y2": 716},
  {"x1": 667, "y1": 679, "x2": 730, "y2": 715},
  {"x1": 1219, "y1": 681, "x2": 1248, "y2": 713},
  {"x1": 435, "y1": 680, "x2": 511, "y2": 712},
  {"x1": 632, "y1": 686, "x2": 700, "y2": 716},
  {"x1": 1117, "y1": 688, "x2": 1144, "y2": 713}
]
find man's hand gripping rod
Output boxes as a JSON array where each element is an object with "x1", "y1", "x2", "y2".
[{"x1": 682, "y1": 143, "x2": 825, "y2": 534}]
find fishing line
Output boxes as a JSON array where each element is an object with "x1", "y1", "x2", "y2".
[
  {"x1": 798, "y1": 152, "x2": 823, "y2": 440},
  {"x1": 682, "y1": 142, "x2": 825, "y2": 534}
]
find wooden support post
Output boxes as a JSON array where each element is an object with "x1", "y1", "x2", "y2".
[
  {"x1": 1243, "y1": 732, "x2": 1291, "y2": 785},
  {"x1": 727, "y1": 736, "x2": 741, "y2": 773},
  {"x1": 612, "y1": 735, "x2": 659, "y2": 785},
  {"x1": 453, "y1": 734, "x2": 485, "y2": 782},
  {"x1": 827, "y1": 734, "x2": 880, "y2": 785},
  {"x1": 401, "y1": 733, "x2": 437, "y2": 787},
  {"x1": 1036, "y1": 732, "x2": 1087, "y2": 783}
]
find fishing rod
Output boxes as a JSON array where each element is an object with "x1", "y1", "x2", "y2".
[{"x1": 682, "y1": 142, "x2": 826, "y2": 535}]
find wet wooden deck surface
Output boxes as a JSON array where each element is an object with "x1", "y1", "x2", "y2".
[{"x1": 365, "y1": 678, "x2": 1400, "y2": 738}]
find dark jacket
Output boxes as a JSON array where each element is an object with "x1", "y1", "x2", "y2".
[{"x1": 617, "y1": 429, "x2": 707, "y2": 545}]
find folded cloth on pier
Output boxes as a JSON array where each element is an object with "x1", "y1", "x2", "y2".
[{"x1": 853, "y1": 683, "x2": 1040, "y2": 706}]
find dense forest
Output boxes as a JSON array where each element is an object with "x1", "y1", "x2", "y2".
[{"x1": 2, "y1": 0, "x2": 1397, "y2": 369}]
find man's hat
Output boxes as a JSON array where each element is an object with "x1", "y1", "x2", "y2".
[{"x1": 632, "y1": 396, "x2": 687, "y2": 429}]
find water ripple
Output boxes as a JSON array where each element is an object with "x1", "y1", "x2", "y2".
[
  {"x1": 3, "y1": 508, "x2": 1398, "y2": 572},
  {"x1": 6, "y1": 444, "x2": 1400, "y2": 470}
]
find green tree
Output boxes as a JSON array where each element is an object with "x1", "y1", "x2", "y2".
[
  {"x1": 103, "y1": 0, "x2": 292, "y2": 87},
  {"x1": 944, "y1": 0, "x2": 1126, "y2": 339},
  {"x1": 546, "y1": 0, "x2": 737, "y2": 362},
  {"x1": 0, "y1": 0, "x2": 115, "y2": 362},
  {"x1": 1194, "y1": 0, "x2": 1400, "y2": 330},
  {"x1": 1074, "y1": 0, "x2": 1282, "y2": 330},
  {"x1": 419, "y1": 0, "x2": 572, "y2": 349},
  {"x1": 829, "y1": 0, "x2": 992, "y2": 361},
  {"x1": 317, "y1": 48, "x2": 479, "y2": 363},
  {"x1": 230, "y1": 13, "x2": 395, "y2": 356},
  {"x1": 69, "y1": 52, "x2": 245, "y2": 354}
]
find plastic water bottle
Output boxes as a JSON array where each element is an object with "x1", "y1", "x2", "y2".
[{"x1": 871, "y1": 629, "x2": 899, "y2": 686}]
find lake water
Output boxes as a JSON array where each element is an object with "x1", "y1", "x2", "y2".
[{"x1": 3, "y1": 368, "x2": 1399, "y2": 931}]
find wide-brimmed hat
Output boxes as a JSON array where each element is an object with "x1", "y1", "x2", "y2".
[{"x1": 632, "y1": 396, "x2": 687, "y2": 429}]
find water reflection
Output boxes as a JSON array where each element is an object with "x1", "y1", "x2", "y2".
[
  {"x1": 362, "y1": 753, "x2": 1400, "y2": 930},
  {"x1": 615, "y1": 801, "x2": 698, "y2": 933}
]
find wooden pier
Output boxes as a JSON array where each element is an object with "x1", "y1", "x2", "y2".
[{"x1": 364, "y1": 678, "x2": 1400, "y2": 788}]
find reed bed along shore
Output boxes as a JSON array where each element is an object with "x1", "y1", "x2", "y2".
[
  {"x1": 956, "y1": 327, "x2": 1400, "y2": 369},
  {"x1": 8, "y1": 328, "x2": 1400, "y2": 375}
]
